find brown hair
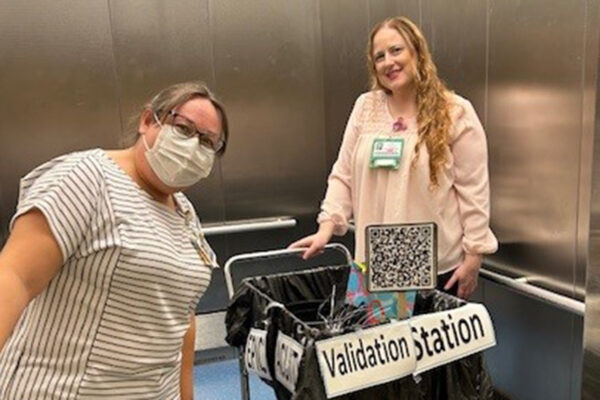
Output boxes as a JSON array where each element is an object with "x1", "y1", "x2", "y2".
[
  {"x1": 367, "y1": 17, "x2": 452, "y2": 187},
  {"x1": 124, "y1": 81, "x2": 229, "y2": 156}
]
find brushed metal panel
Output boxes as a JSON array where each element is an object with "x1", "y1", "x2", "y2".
[
  {"x1": 486, "y1": 0, "x2": 586, "y2": 297},
  {"x1": 320, "y1": 0, "x2": 370, "y2": 169},
  {"x1": 571, "y1": 312, "x2": 584, "y2": 399},
  {"x1": 423, "y1": 0, "x2": 487, "y2": 114},
  {"x1": 368, "y1": 0, "x2": 421, "y2": 28},
  {"x1": 583, "y1": 237, "x2": 600, "y2": 400},
  {"x1": 211, "y1": 0, "x2": 327, "y2": 221},
  {"x1": 108, "y1": 0, "x2": 226, "y2": 223},
  {"x1": 0, "y1": 0, "x2": 121, "y2": 243},
  {"x1": 483, "y1": 280, "x2": 583, "y2": 400},
  {"x1": 583, "y1": 0, "x2": 600, "y2": 395},
  {"x1": 108, "y1": 0, "x2": 215, "y2": 111},
  {"x1": 578, "y1": 0, "x2": 600, "y2": 298}
]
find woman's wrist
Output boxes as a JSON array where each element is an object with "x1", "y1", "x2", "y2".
[
  {"x1": 465, "y1": 252, "x2": 482, "y2": 259},
  {"x1": 318, "y1": 220, "x2": 335, "y2": 239},
  {"x1": 463, "y1": 253, "x2": 483, "y2": 271}
]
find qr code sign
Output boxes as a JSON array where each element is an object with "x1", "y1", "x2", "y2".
[{"x1": 366, "y1": 223, "x2": 437, "y2": 291}]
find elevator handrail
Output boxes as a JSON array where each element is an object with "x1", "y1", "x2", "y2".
[
  {"x1": 202, "y1": 216, "x2": 296, "y2": 236},
  {"x1": 479, "y1": 266, "x2": 585, "y2": 316},
  {"x1": 349, "y1": 222, "x2": 585, "y2": 316}
]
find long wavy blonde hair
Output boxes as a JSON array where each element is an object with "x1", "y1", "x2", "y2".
[{"x1": 367, "y1": 17, "x2": 452, "y2": 187}]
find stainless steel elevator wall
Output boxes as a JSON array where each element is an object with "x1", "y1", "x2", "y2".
[
  {"x1": 1, "y1": 1, "x2": 599, "y2": 398},
  {"x1": 2, "y1": 0, "x2": 593, "y2": 299},
  {"x1": 583, "y1": 1, "x2": 600, "y2": 395}
]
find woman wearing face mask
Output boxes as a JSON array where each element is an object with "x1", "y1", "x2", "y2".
[
  {"x1": 290, "y1": 17, "x2": 497, "y2": 299},
  {"x1": 0, "y1": 81, "x2": 228, "y2": 400}
]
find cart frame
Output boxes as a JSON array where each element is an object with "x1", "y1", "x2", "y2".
[{"x1": 223, "y1": 243, "x2": 353, "y2": 400}]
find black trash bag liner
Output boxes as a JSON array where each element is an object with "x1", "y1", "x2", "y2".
[
  {"x1": 225, "y1": 265, "x2": 350, "y2": 347},
  {"x1": 412, "y1": 290, "x2": 495, "y2": 400},
  {"x1": 286, "y1": 299, "x2": 328, "y2": 323},
  {"x1": 225, "y1": 267, "x2": 494, "y2": 400}
]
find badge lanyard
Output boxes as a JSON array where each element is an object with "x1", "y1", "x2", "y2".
[
  {"x1": 190, "y1": 231, "x2": 215, "y2": 267},
  {"x1": 182, "y1": 208, "x2": 217, "y2": 267}
]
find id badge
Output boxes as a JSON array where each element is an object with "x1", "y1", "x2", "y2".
[
  {"x1": 370, "y1": 138, "x2": 404, "y2": 169},
  {"x1": 190, "y1": 228, "x2": 218, "y2": 268}
]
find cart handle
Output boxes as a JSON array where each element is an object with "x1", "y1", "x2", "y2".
[{"x1": 224, "y1": 243, "x2": 353, "y2": 299}]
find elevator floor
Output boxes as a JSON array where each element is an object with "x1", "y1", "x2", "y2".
[{"x1": 194, "y1": 358, "x2": 277, "y2": 400}]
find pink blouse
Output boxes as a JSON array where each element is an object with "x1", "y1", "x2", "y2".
[{"x1": 318, "y1": 90, "x2": 498, "y2": 273}]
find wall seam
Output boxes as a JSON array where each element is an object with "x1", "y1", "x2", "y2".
[
  {"x1": 575, "y1": 0, "x2": 589, "y2": 309},
  {"x1": 207, "y1": 0, "x2": 229, "y2": 226},
  {"x1": 315, "y1": 0, "x2": 329, "y2": 185},
  {"x1": 484, "y1": 0, "x2": 490, "y2": 127},
  {"x1": 105, "y1": 0, "x2": 125, "y2": 145}
]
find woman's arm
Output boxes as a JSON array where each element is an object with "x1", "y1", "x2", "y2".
[
  {"x1": 288, "y1": 220, "x2": 335, "y2": 259},
  {"x1": 317, "y1": 96, "x2": 365, "y2": 236},
  {"x1": 290, "y1": 95, "x2": 366, "y2": 258},
  {"x1": 446, "y1": 99, "x2": 498, "y2": 299},
  {"x1": 180, "y1": 313, "x2": 196, "y2": 400},
  {"x1": 0, "y1": 209, "x2": 63, "y2": 353}
]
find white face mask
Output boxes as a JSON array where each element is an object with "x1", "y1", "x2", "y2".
[{"x1": 143, "y1": 115, "x2": 215, "y2": 188}]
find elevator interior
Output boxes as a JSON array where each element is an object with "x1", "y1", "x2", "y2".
[{"x1": 1, "y1": 1, "x2": 599, "y2": 399}]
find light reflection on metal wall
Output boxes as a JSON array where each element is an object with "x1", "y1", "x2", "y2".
[
  {"x1": 582, "y1": 2, "x2": 600, "y2": 398},
  {"x1": 486, "y1": 0, "x2": 587, "y2": 299},
  {"x1": 418, "y1": 1, "x2": 593, "y2": 398},
  {"x1": 320, "y1": 0, "x2": 369, "y2": 169},
  {"x1": 425, "y1": 0, "x2": 487, "y2": 115},
  {"x1": 210, "y1": 0, "x2": 327, "y2": 221}
]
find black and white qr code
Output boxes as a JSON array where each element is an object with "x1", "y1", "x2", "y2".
[{"x1": 366, "y1": 223, "x2": 437, "y2": 291}]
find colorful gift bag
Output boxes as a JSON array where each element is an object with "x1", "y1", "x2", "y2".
[{"x1": 345, "y1": 262, "x2": 416, "y2": 325}]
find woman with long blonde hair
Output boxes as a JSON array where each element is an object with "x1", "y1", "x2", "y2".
[{"x1": 291, "y1": 16, "x2": 497, "y2": 299}]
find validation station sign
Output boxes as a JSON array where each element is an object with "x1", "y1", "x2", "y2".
[{"x1": 315, "y1": 320, "x2": 415, "y2": 398}]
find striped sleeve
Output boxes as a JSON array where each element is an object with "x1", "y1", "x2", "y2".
[{"x1": 10, "y1": 154, "x2": 105, "y2": 263}]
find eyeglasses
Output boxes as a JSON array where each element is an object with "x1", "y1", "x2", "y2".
[{"x1": 164, "y1": 110, "x2": 225, "y2": 153}]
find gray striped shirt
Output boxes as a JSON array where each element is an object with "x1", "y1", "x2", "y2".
[{"x1": 0, "y1": 149, "x2": 216, "y2": 399}]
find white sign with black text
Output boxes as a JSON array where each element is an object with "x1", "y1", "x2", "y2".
[
  {"x1": 274, "y1": 332, "x2": 304, "y2": 393},
  {"x1": 315, "y1": 320, "x2": 416, "y2": 398},
  {"x1": 244, "y1": 328, "x2": 272, "y2": 381},
  {"x1": 411, "y1": 303, "x2": 496, "y2": 374}
]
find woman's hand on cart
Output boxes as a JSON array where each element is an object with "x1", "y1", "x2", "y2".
[
  {"x1": 289, "y1": 221, "x2": 335, "y2": 260},
  {"x1": 444, "y1": 253, "x2": 483, "y2": 299}
]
